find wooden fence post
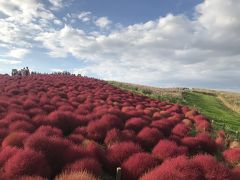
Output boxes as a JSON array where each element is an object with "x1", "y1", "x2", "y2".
[{"x1": 116, "y1": 167, "x2": 121, "y2": 180}]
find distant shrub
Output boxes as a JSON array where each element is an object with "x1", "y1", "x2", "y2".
[{"x1": 121, "y1": 153, "x2": 159, "y2": 180}]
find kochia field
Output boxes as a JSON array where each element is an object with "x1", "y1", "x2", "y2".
[{"x1": 0, "y1": 74, "x2": 239, "y2": 180}]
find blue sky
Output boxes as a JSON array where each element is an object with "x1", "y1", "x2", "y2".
[{"x1": 0, "y1": 0, "x2": 240, "y2": 91}]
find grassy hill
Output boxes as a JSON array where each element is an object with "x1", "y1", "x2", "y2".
[{"x1": 109, "y1": 81, "x2": 240, "y2": 139}]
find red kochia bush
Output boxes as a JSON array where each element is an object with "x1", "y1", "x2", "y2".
[
  {"x1": 2, "y1": 132, "x2": 29, "y2": 148},
  {"x1": 62, "y1": 157, "x2": 102, "y2": 176},
  {"x1": 152, "y1": 139, "x2": 188, "y2": 160},
  {"x1": 125, "y1": 117, "x2": 148, "y2": 132},
  {"x1": 181, "y1": 133, "x2": 217, "y2": 155},
  {"x1": 140, "y1": 156, "x2": 204, "y2": 180},
  {"x1": 4, "y1": 149, "x2": 51, "y2": 178},
  {"x1": 121, "y1": 153, "x2": 159, "y2": 180},
  {"x1": 87, "y1": 114, "x2": 124, "y2": 142},
  {"x1": 104, "y1": 128, "x2": 125, "y2": 145},
  {"x1": 106, "y1": 142, "x2": 143, "y2": 173},
  {"x1": 34, "y1": 125, "x2": 63, "y2": 137},
  {"x1": 25, "y1": 134, "x2": 85, "y2": 175},
  {"x1": 9, "y1": 120, "x2": 35, "y2": 133},
  {"x1": 223, "y1": 148, "x2": 240, "y2": 166},
  {"x1": 232, "y1": 167, "x2": 240, "y2": 180},
  {"x1": 137, "y1": 127, "x2": 164, "y2": 149},
  {"x1": 192, "y1": 154, "x2": 232, "y2": 180},
  {"x1": 171, "y1": 123, "x2": 189, "y2": 138},
  {"x1": 83, "y1": 140, "x2": 106, "y2": 164},
  {"x1": 47, "y1": 110, "x2": 77, "y2": 135},
  {"x1": 0, "y1": 146, "x2": 19, "y2": 167}
]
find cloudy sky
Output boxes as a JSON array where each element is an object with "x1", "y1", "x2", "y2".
[{"x1": 0, "y1": 0, "x2": 240, "y2": 91}]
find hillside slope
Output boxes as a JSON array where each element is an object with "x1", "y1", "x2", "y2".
[{"x1": 109, "y1": 81, "x2": 240, "y2": 138}]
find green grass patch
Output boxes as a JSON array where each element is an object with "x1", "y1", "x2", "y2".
[{"x1": 182, "y1": 92, "x2": 240, "y2": 132}]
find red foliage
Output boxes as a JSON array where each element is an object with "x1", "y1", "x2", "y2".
[
  {"x1": 0, "y1": 146, "x2": 19, "y2": 167},
  {"x1": 4, "y1": 149, "x2": 51, "y2": 178},
  {"x1": 223, "y1": 148, "x2": 240, "y2": 166},
  {"x1": 192, "y1": 154, "x2": 232, "y2": 180},
  {"x1": 106, "y1": 141, "x2": 143, "y2": 173},
  {"x1": 140, "y1": 156, "x2": 204, "y2": 180},
  {"x1": 121, "y1": 153, "x2": 159, "y2": 180},
  {"x1": 2, "y1": 132, "x2": 29, "y2": 148},
  {"x1": 8, "y1": 120, "x2": 35, "y2": 133},
  {"x1": 47, "y1": 110, "x2": 78, "y2": 135},
  {"x1": 137, "y1": 127, "x2": 164, "y2": 149},
  {"x1": 34, "y1": 125, "x2": 63, "y2": 137},
  {"x1": 181, "y1": 133, "x2": 217, "y2": 155},
  {"x1": 62, "y1": 157, "x2": 102, "y2": 176},
  {"x1": 0, "y1": 75, "x2": 236, "y2": 178},
  {"x1": 152, "y1": 139, "x2": 188, "y2": 160},
  {"x1": 232, "y1": 167, "x2": 240, "y2": 180},
  {"x1": 125, "y1": 117, "x2": 149, "y2": 132},
  {"x1": 171, "y1": 123, "x2": 189, "y2": 138},
  {"x1": 25, "y1": 133, "x2": 87, "y2": 175}
]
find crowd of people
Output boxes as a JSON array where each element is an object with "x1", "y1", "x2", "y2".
[
  {"x1": 11, "y1": 68, "x2": 82, "y2": 77},
  {"x1": 11, "y1": 67, "x2": 30, "y2": 76}
]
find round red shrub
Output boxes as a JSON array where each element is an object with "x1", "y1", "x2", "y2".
[
  {"x1": 47, "y1": 110, "x2": 77, "y2": 135},
  {"x1": 121, "y1": 153, "x2": 159, "y2": 180},
  {"x1": 25, "y1": 134, "x2": 82, "y2": 175},
  {"x1": 68, "y1": 134, "x2": 84, "y2": 145},
  {"x1": 152, "y1": 139, "x2": 188, "y2": 160},
  {"x1": 232, "y1": 167, "x2": 240, "y2": 180},
  {"x1": 192, "y1": 154, "x2": 232, "y2": 180},
  {"x1": 34, "y1": 125, "x2": 63, "y2": 137},
  {"x1": 4, "y1": 149, "x2": 51, "y2": 178},
  {"x1": 2, "y1": 132, "x2": 29, "y2": 148},
  {"x1": 125, "y1": 117, "x2": 148, "y2": 132},
  {"x1": 171, "y1": 123, "x2": 189, "y2": 138},
  {"x1": 140, "y1": 156, "x2": 204, "y2": 180},
  {"x1": 0, "y1": 146, "x2": 19, "y2": 167},
  {"x1": 104, "y1": 128, "x2": 125, "y2": 145},
  {"x1": 223, "y1": 148, "x2": 240, "y2": 166},
  {"x1": 106, "y1": 141, "x2": 143, "y2": 173},
  {"x1": 9, "y1": 120, "x2": 35, "y2": 133},
  {"x1": 137, "y1": 127, "x2": 164, "y2": 149},
  {"x1": 63, "y1": 157, "x2": 102, "y2": 176}
]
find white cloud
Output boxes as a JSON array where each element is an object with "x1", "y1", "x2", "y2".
[
  {"x1": 7, "y1": 48, "x2": 30, "y2": 59},
  {"x1": 49, "y1": 0, "x2": 63, "y2": 9},
  {"x1": 95, "y1": 17, "x2": 112, "y2": 28},
  {"x1": 78, "y1": 11, "x2": 92, "y2": 22},
  {"x1": 0, "y1": 58, "x2": 22, "y2": 64},
  {"x1": 1, "y1": 0, "x2": 240, "y2": 90}
]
